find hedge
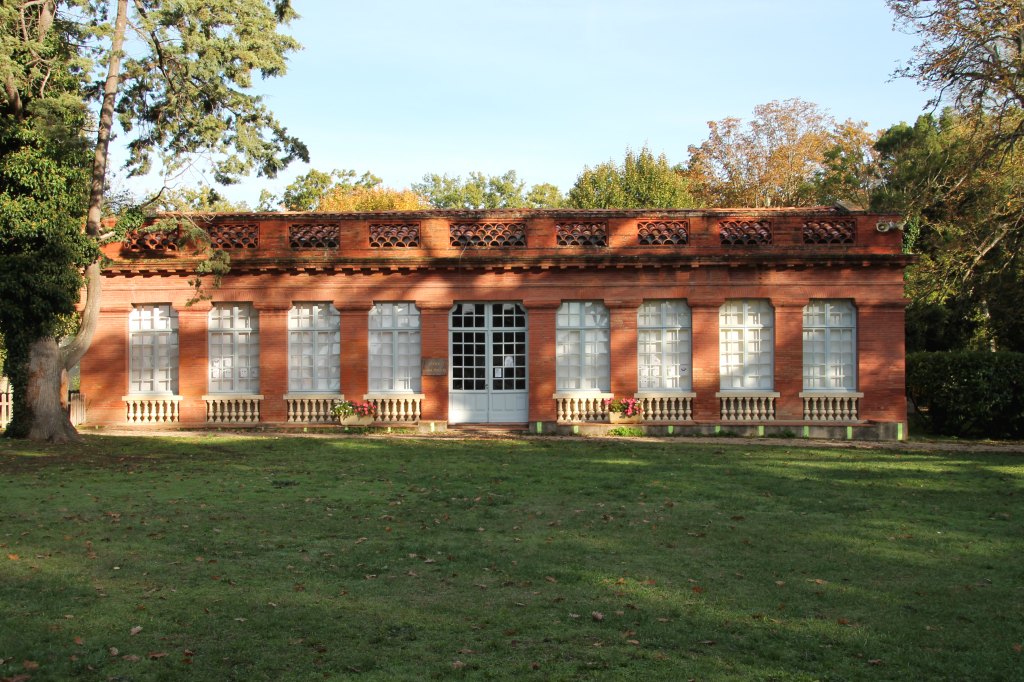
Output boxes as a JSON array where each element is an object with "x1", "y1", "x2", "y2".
[{"x1": 906, "y1": 351, "x2": 1024, "y2": 439}]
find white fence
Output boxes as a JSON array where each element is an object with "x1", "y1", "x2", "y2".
[{"x1": 0, "y1": 389, "x2": 86, "y2": 429}]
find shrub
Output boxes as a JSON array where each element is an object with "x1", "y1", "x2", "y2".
[{"x1": 906, "y1": 351, "x2": 1024, "y2": 438}]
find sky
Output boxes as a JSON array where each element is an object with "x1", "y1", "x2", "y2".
[{"x1": 116, "y1": 0, "x2": 932, "y2": 207}]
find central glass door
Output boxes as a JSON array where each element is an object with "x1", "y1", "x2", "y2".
[{"x1": 449, "y1": 302, "x2": 528, "y2": 423}]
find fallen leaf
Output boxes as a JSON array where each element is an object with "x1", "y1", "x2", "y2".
[
  {"x1": 692, "y1": 586, "x2": 704, "y2": 593},
  {"x1": 530, "y1": 662, "x2": 540, "y2": 670},
  {"x1": 626, "y1": 639, "x2": 640, "y2": 646},
  {"x1": 130, "y1": 625, "x2": 143, "y2": 636},
  {"x1": 545, "y1": 576, "x2": 557, "y2": 583},
  {"x1": 108, "y1": 647, "x2": 119, "y2": 657},
  {"x1": 452, "y1": 660, "x2": 465, "y2": 669},
  {"x1": 1013, "y1": 643, "x2": 1022, "y2": 654},
  {"x1": 73, "y1": 636, "x2": 84, "y2": 645},
  {"x1": 122, "y1": 654, "x2": 141, "y2": 662},
  {"x1": 7, "y1": 554, "x2": 18, "y2": 561},
  {"x1": 591, "y1": 611, "x2": 605, "y2": 622},
  {"x1": 698, "y1": 639, "x2": 716, "y2": 646},
  {"x1": 22, "y1": 661, "x2": 39, "y2": 670},
  {"x1": 868, "y1": 659, "x2": 883, "y2": 666},
  {"x1": 775, "y1": 581, "x2": 786, "y2": 587}
]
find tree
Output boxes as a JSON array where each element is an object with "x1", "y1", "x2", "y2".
[
  {"x1": 686, "y1": 99, "x2": 839, "y2": 207},
  {"x1": 811, "y1": 120, "x2": 884, "y2": 207},
  {"x1": 277, "y1": 169, "x2": 381, "y2": 211},
  {"x1": 318, "y1": 185, "x2": 427, "y2": 211},
  {"x1": 889, "y1": 0, "x2": 1024, "y2": 146},
  {"x1": 567, "y1": 146, "x2": 695, "y2": 209},
  {"x1": 1, "y1": 0, "x2": 307, "y2": 441},
  {"x1": 413, "y1": 170, "x2": 563, "y2": 209},
  {"x1": 873, "y1": 110, "x2": 1024, "y2": 351}
]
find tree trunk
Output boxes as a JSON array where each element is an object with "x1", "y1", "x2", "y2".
[
  {"x1": 16, "y1": 0, "x2": 127, "y2": 441},
  {"x1": 22, "y1": 338, "x2": 78, "y2": 442}
]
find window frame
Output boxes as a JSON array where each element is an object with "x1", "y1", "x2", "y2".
[
  {"x1": 719, "y1": 299, "x2": 774, "y2": 391},
  {"x1": 802, "y1": 300, "x2": 857, "y2": 391},
  {"x1": 369, "y1": 302, "x2": 422, "y2": 393},
  {"x1": 556, "y1": 301, "x2": 610, "y2": 392},
  {"x1": 637, "y1": 299, "x2": 693, "y2": 392},
  {"x1": 128, "y1": 304, "x2": 179, "y2": 395},
  {"x1": 208, "y1": 303, "x2": 260, "y2": 394},
  {"x1": 287, "y1": 302, "x2": 341, "y2": 393}
]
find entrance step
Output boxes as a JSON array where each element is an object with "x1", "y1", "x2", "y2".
[{"x1": 448, "y1": 423, "x2": 531, "y2": 437}]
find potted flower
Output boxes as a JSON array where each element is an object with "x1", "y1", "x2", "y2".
[
  {"x1": 332, "y1": 399, "x2": 378, "y2": 425},
  {"x1": 603, "y1": 397, "x2": 643, "y2": 424}
]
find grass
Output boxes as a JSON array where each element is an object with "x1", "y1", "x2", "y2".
[{"x1": 0, "y1": 435, "x2": 1021, "y2": 681}]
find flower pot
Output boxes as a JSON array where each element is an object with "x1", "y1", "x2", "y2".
[
  {"x1": 340, "y1": 415, "x2": 375, "y2": 426},
  {"x1": 609, "y1": 412, "x2": 642, "y2": 425}
]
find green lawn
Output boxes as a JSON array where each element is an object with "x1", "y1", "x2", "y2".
[{"x1": 0, "y1": 435, "x2": 1021, "y2": 681}]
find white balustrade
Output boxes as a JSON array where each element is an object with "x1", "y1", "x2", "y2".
[
  {"x1": 0, "y1": 389, "x2": 11, "y2": 428},
  {"x1": 553, "y1": 393, "x2": 613, "y2": 423},
  {"x1": 364, "y1": 394, "x2": 423, "y2": 423},
  {"x1": 635, "y1": 392, "x2": 695, "y2": 422},
  {"x1": 284, "y1": 394, "x2": 343, "y2": 424},
  {"x1": 203, "y1": 395, "x2": 263, "y2": 424},
  {"x1": 123, "y1": 395, "x2": 182, "y2": 424},
  {"x1": 800, "y1": 392, "x2": 863, "y2": 422},
  {"x1": 716, "y1": 391, "x2": 780, "y2": 421}
]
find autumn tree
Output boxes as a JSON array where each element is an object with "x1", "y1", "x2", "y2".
[
  {"x1": 889, "y1": 0, "x2": 1024, "y2": 146},
  {"x1": 0, "y1": 0, "x2": 307, "y2": 441},
  {"x1": 567, "y1": 146, "x2": 695, "y2": 209},
  {"x1": 811, "y1": 120, "x2": 884, "y2": 207},
  {"x1": 686, "y1": 99, "x2": 843, "y2": 207},
  {"x1": 318, "y1": 185, "x2": 427, "y2": 211}
]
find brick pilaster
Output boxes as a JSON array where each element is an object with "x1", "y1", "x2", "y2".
[
  {"x1": 176, "y1": 303, "x2": 211, "y2": 424},
  {"x1": 254, "y1": 304, "x2": 291, "y2": 422},
  {"x1": 525, "y1": 300, "x2": 559, "y2": 422},
  {"x1": 690, "y1": 300, "x2": 723, "y2": 421},
  {"x1": 773, "y1": 301, "x2": 806, "y2": 421},
  {"x1": 417, "y1": 302, "x2": 450, "y2": 422}
]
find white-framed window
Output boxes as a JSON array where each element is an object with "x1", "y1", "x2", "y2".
[
  {"x1": 638, "y1": 300, "x2": 692, "y2": 391},
  {"x1": 288, "y1": 303, "x2": 341, "y2": 393},
  {"x1": 208, "y1": 303, "x2": 260, "y2": 394},
  {"x1": 128, "y1": 304, "x2": 179, "y2": 394},
  {"x1": 803, "y1": 300, "x2": 856, "y2": 390},
  {"x1": 369, "y1": 302, "x2": 421, "y2": 392},
  {"x1": 556, "y1": 301, "x2": 610, "y2": 391},
  {"x1": 719, "y1": 299, "x2": 774, "y2": 390}
]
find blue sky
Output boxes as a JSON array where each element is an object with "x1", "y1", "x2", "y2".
[{"x1": 117, "y1": 0, "x2": 931, "y2": 206}]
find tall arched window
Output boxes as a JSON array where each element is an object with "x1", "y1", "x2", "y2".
[
  {"x1": 556, "y1": 301, "x2": 610, "y2": 391},
  {"x1": 369, "y1": 303, "x2": 421, "y2": 392},
  {"x1": 288, "y1": 303, "x2": 341, "y2": 393},
  {"x1": 719, "y1": 300, "x2": 774, "y2": 390},
  {"x1": 638, "y1": 300, "x2": 692, "y2": 391},
  {"x1": 803, "y1": 300, "x2": 856, "y2": 390},
  {"x1": 208, "y1": 303, "x2": 260, "y2": 394},
  {"x1": 129, "y1": 304, "x2": 179, "y2": 394}
]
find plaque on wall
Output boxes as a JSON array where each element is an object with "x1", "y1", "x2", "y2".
[{"x1": 422, "y1": 358, "x2": 448, "y2": 376}]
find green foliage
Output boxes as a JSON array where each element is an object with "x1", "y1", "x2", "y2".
[
  {"x1": 156, "y1": 186, "x2": 251, "y2": 212},
  {"x1": 413, "y1": 170, "x2": 563, "y2": 209},
  {"x1": 606, "y1": 426, "x2": 645, "y2": 437},
  {"x1": 568, "y1": 146, "x2": 696, "y2": 209},
  {"x1": 907, "y1": 351, "x2": 1024, "y2": 438},
  {"x1": 117, "y1": 0, "x2": 308, "y2": 182},
  {"x1": 0, "y1": 117, "x2": 95, "y2": 431},
  {"x1": 279, "y1": 169, "x2": 381, "y2": 211},
  {"x1": 873, "y1": 110, "x2": 1024, "y2": 351}
]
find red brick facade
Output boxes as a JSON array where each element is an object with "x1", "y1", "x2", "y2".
[{"x1": 79, "y1": 207, "x2": 911, "y2": 437}]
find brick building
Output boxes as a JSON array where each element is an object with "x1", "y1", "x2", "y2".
[{"x1": 78, "y1": 207, "x2": 911, "y2": 438}]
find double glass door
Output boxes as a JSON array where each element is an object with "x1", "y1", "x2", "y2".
[{"x1": 449, "y1": 302, "x2": 528, "y2": 423}]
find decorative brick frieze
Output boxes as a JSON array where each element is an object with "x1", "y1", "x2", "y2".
[
  {"x1": 123, "y1": 228, "x2": 179, "y2": 252},
  {"x1": 206, "y1": 223, "x2": 259, "y2": 249},
  {"x1": 720, "y1": 220, "x2": 772, "y2": 246},
  {"x1": 450, "y1": 222, "x2": 526, "y2": 248},
  {"x1": 290, "y1": 223, "x2": 339, "y2": 249},
  {"x1": 637, "y1": 221, "x2": 689, "y2": 246},
  {"x1": 370, "y1": 223, "x2": 420, "y2": 248},
  {"x1": 802, "y1": 220, "x2": 856, "y2": 245},
  {"x1": 556, "y1": 222, "x2": 607, "y2": 247}
]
